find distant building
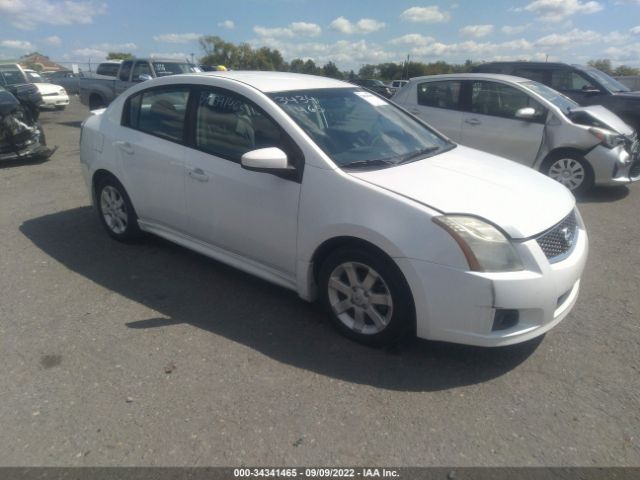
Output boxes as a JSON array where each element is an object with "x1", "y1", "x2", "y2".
[{"x1": 0, "y1": 53, "x2": 67, "y2": 72}]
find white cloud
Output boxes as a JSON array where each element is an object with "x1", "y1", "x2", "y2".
[
  {"x1": 251, "y1": 37, "x2": 395, "y2": 69},
  {"x1": 534, "y1": 28, "x2": 601, "y2": 48},
  {"x1": 631, "y1": 26, "x2": 640, "y2": 34},
  {"x1": 460, "y1": 24, "x2": 494, "y2": 38},
  {"x1": 153, "y1": 33, "x2": 202, "y2": 43},
  {"x1": 290, "y1": 22, "x2": 322, "y2": 36},
  {"x1": 91, "y1": 42, "x2": 137, "y2": 51},
  {"x1": 524, "y1": 0, "x2": 603, "y2": 22},
  {"x1": 389, "y1": 34, "x2": 435, "y2": 46},
  {"x1": 410, "y1": 39, "x2": 534, "y2": 58},
  {"x1": 0, "y1": 0, "x2": 107, "y2": 30},
  {"x1": 604, "y1": 44, "x2": 640, "y2": 65},
  {"x1": 328, "y1": 17, "x2": 385, "y2": 34},
  {"x1": 501, "y1": 24, "x2": 530, "y2": 35},
  {"x1": 71, "y1": 48, "x2": 107, "y2": 61},
  {"x1": 254, "y1": 21, "x2": 322, "y2": 38},
  {"x1": 0, "y1": 39, "x2": 35, "y2": 50},
  {"x1": 43, "y1": 35, "x2": 61, "y2": 46},
  {"x1": 218, "y1": 20, "x2": 235, "y2": 30},
  {"x1": 400, "y1": 6, "x2": 450, "y2": 23}
]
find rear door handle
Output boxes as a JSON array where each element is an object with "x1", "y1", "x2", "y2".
[
  {"x1": 188, "y1": 167, "x2": 209, "y2": 182},
  {"x1": 464, "y1": 118, "x2": 481, "y2": 125},
  {"x1": 115, "y1": 141, "x2": 134, "y2": 155}
]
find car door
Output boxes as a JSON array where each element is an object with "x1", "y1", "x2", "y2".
[
  {"x1": 405, "y1": 80, "x2": 463, "y2": 141},
  {"x1": 117, "y1": 85, "x2": 190, "y2": 232},
  {"x1": 549, "y1": 68, "x2": 604, "y2": 105},
  {"x1": 183, "y1": 87, "x2": 302, "y2": 275},
  {"x1": 459, "y1": 80, "x2": 546, "y2": 166}
]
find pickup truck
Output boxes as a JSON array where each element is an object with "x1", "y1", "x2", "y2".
[{"x1": 79, "y1": 58, "x2": 201, "y2": 110}]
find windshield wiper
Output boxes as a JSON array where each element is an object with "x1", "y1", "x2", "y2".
[
  {"x1": 342, "y1": 159, "x2": 396, "y2": 169},
  {"x1": 397, "y1": 146, "x2": 440, "y2": 165}
]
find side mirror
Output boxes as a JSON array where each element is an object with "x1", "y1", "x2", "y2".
[
  {"x1": 515, "y1": 107, "x2": 536, "y2": 119},
  {"x1": 137, "y1": 74, "x2": 152, "y2": 82},
  {"x1": 241, "y1": 147, "x2": 296, "y2": 178}
]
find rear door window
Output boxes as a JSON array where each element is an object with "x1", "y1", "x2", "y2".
[
  {"x1": 125, "y1": 87, "x2": 190, "y2": 143},
  {"x1": 417, "y1": 81, "x2": 461, "y2": 109}
]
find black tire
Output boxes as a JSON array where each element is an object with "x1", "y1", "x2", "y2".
[
  {"x1": 318, "y1": 247, "x2": 414, "y2": 347},
  {"x1": 541, "y1": 151, "x2": 594, "y2": 195},
  {"x1": 89, "y1": 95, "x2": 105, "y2": 110},
  {"x1": 54, "y1": 105, "x2": 66, "y2": 111},
  {"x1": 95, "y1": 175, "x2": 142, "y2": 242}
]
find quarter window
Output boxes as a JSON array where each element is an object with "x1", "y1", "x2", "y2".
[
  {"x1": 124, "y1": 88, "x2": 189, "y2": 142},
  {"x1": 118, "y1": 61, "x2": 133, "y2": 82},
  {"x1": 417, "y1": 81, "x2": 461, "y2": 109},
  {"x1": 195, "y1": 90, "x2": 284, "y2": 161},
  {"x1": 132, "y1": 62, "x2": 151, "y2": 82},
  {"x1": 470, "y1": 81, "x2": 546, "y2": 121}
]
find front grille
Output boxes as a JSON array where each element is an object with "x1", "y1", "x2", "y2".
[{"x1": 536, "y1": 210, "x2": 578, "y2": 262}]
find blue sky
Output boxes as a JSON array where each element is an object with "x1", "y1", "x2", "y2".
[{"x1": 1, "y1": 0, "x2": 639, "y2": 69}]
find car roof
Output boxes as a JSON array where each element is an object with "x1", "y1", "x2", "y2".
[
  {"x1": 408, "y1": 73, "x2": 533, "y2": 84},
  {"x1": 476, "y1": 61, "x2": 588, "y2": 69},
  {"x1": 179, "y1": 71, "x2": 352, "y2": 93}
]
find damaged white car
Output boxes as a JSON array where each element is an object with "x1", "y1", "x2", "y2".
[{"x1": 393, "y1": 73, "x2": 640, "y2": 193}]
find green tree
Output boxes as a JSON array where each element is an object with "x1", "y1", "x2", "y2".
[
  {"x1": 322, "y1": 61, "x2": 343, "y2": 79},
  {"x1": 613, "y1": 65, "x2": 639, "y2": 76},
  {"x1": 587, "y1": 59, "x2": 613, "y2": 75},
  {"x1": 107, "y1": 52, "x2": 134, "y2": 60}
]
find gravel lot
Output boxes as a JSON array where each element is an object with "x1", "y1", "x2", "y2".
[{"x1": 0, "y1": 98, "x2": 639, "y2": 466}]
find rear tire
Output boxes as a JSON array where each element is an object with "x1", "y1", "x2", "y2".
[
  {"x1": 541, "y1": 151, "x2": 594, "y2": 194},
  {"x1": 95, "y1": 176, "x2": 142, "y2": 242},
  {"x1": 318, "y1": 247, "x2": 414, "y2": 347},
  {"x1": 89, "y1": 95, "x2": 105, "y2": 110}
]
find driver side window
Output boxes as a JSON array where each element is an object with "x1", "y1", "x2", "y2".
[
  {"x1": 470, "y1": 81, "x2": 546, "y2": 122},
  {"x1": 195, "y1": 89, "x2": 285, "y2": 162}
]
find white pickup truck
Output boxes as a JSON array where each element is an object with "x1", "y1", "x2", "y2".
[{"x1": 79, "y1": 58, "x2": 200, "y2": 110}]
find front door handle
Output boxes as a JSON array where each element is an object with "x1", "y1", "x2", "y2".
[
  {"x1": 188, "y1": 167, "x2": 209, "y2": 182},
  {"x1": 115, "y1": 141, "x2": 134, "y2": 155},
  {"x1": 464, "y1": 118, "x2": 481, "y2": 125}
]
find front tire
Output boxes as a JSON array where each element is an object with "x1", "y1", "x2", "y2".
[
  {"x1": 318, "y1": 247, "x2": 414, "y2": 347},
  {"x1": 542, "y1": 152, "x2": 594, "y2": 194},
  {"x1": 96, "y1": 176, "x2": 142, "y2": 241}
]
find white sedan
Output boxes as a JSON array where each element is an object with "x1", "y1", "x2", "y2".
[
  {"x1": 24, "y1": 69, "x2": 69, "y2": 110},
  {"x1": 80, "y1": 72, "x2": 588, "y2": 347}
]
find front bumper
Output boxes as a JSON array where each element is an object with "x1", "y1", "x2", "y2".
[
  {"x1": 40, "y1": 93, "x2": 70, "y2": 108},
  {"x1": 397, "y1": 223, "x2": 588, "y2": 347},
  {"x1": 587, "y1": 144, "x2": 640, "y2": 186}
]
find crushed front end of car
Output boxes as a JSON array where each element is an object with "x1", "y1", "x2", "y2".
[{"x1": 0, "y1": 84, "x2": 55, "y2": 162}]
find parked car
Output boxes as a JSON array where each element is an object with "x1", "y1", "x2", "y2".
[
  {"x1": 0, "y1": 84, "x2": 53, "y2": 162},
  {"x1": 44, "y1": 70, "x2": 81, "y2": 95},
  {"x1": 80, "y1": 72, "x2": 588, "y2": 347},
  {"x1": 350, "y1": 78, "x2": 394, "y2": 98},
  {"x1": 473, "y1": 62, "x2": 640, "y2": 133},
  {"x1": 0, "y1": 64, "x2": 69, "y2": 110},
  {"x1": 23, "y1": 69, "x2": 70, "y2": 110},
  {"x1": 389, "y1": 79, "x2": 409, "y2": 94},
  {"x1": 79, "y1": 58, "x2": 201, "y2": 110},
  {"x1": 392, "y1": 73, "x2": 639, "y2": 193}
]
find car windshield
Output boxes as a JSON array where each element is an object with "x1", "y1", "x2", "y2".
[
  {"x1": 25, "y1": 71, "x2": 44, "y2": 83},
  {"x1": 269, "y1": 88, "x2": 453, "y2": 169},
  {"x1": 522, "y1": 81, "x2": 579, "y2": 113},
  {"x1": 581, "y1": 67, "x2": 630, "y2": 93},
  {"x1": 152, "y1": 62, "x2": 201, "y2": 76},
  {"x1": 0, "y1": 69, "x2": 27, "y2": 85}
]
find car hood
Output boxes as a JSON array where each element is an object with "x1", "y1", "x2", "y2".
[
  {"x1": 570, "y1": 105, "x2": 634, "y2": 135},
  {"x1": 33, "y1": 82, "x2": 65, "y2": 95},
  {"x1": 348, "y1": 145, "x2": 575, "y2": 239}
]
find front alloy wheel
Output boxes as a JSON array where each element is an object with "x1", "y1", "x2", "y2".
[
  {"x1": 327, "y1": 262, "x2": 393, "y2": 335},
  {"x1": 319, "y1": 248, "x2": 414, "y2": 346}
]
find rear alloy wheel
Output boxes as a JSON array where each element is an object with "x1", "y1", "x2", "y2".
[
  {"x1": 96, "y1": 177, "x2": 142, "y2": 241},
  {"x1": 543, "y1": 153, "x2": 593, "y2": 194},
  {"x1": 319, "y1": 248, "x2": 413, "y2": 346}
]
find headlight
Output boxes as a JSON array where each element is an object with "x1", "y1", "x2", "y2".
[
  {"x1": 589, "y1": 127, "x2": 625, "y2": 149},
  {"x1": 433, "y1": 215, "x2": 524, "y2": 272}
]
